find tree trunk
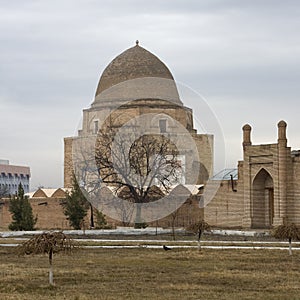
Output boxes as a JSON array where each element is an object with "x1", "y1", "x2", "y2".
[
  {"x1": 289, "y1": 238, "x2": 292, "y2": 255},
  {"x1": 90, "y1": 204, "x2": 94, "y2": 228},
  {"x1": 198, "y1": 230, "x2": 202, "y2": 251},
  {"x1": 172, "y1": 224, "x2": 176, "y2": 241},
  {"x1": 135, "y1": 203, "x2": 142, "y2": 226},
  {"x1": 49, "y1": 248, "x2": 54, "y2": 286}
]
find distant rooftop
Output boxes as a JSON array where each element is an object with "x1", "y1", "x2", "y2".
[
  {"x1": 212, "y1": 168, "x2": 238, "y2": 181},
  {"x1": 0, "y1": 160, "x2": 30, "y2": 176},
  {"x1": 292, "y1": 150, "x2": 300, "y2": 157}
]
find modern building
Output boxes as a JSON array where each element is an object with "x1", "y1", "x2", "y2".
[{"x1": 0, "y1": 160, "x2": 30, "y2": 195}]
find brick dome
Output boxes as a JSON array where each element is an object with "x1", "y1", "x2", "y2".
[{"x1": 92, "y1": 42, "x2": 182, "y2": 107}]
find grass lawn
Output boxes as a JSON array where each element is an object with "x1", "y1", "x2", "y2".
[{"x1": 0, "y1": 247, "x2": 299, "y2": 299}]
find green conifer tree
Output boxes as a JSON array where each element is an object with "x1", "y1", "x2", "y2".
[
  {"x1": 63, "y1": 177, "x2": 88, "y2": 230},
  {"x1": 95, "y1": 210, "x2": 108, "y2": 229},
  {"x1": 9, "y1": 183, "x2": 37, "y2": 231}
]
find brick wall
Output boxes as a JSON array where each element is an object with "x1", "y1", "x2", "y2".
[
  {"x1": 0, "y1": 197, "x2": 71, "y2": 230},
  {"x1": 204, "y1": 180, "x2": 244, "y2": 228}
]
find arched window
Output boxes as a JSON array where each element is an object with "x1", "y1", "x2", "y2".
[{"x1": 159, "y1": 119, "x2": 167, "y2": 133}]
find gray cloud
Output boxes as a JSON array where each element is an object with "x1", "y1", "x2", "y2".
[{"x1": 0, "y1": 0, "x2": 299, "y2": 189}]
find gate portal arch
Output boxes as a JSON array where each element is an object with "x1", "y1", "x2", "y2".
[{"x1": 252, "y1": 168, "x2": 274, "y2": 228}]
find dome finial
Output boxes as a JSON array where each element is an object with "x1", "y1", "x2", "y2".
[{"x1": 136, "y1": 40, "x2": 139, "y2": 46}]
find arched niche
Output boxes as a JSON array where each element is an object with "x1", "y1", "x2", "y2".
[{"x1": 252, "y1": 168, "x2": 274, "y2": 228}]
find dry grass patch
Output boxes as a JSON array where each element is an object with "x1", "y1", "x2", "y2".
[{"x1": 0, "y1": 247, "x2": 299, "y2": 299}]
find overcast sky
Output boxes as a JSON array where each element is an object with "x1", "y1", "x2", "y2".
[{"x1": 1, "y1": 0, "x2": 299, "y2": 190}]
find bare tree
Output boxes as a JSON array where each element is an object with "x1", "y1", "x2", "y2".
[
  {"x1": 18, "y1": 231, "x2": 76, "y2": 285},
  {"x1": 186, "y1": 220, "x2": 210, "y2": 250},
  {"x1": 0, "y1": 185, "x2": 9, "y2": 198},
  {"x1": 272, "y1": 223, "x2": 300, "y2": 255},
  {"x1": 94, "y1": 117, "x2": 183, "y2": 226},
  {"x1": 71, "y1": 109, "x2": 198, "y2": 227}
]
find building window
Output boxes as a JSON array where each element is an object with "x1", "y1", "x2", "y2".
[
  {"x1": 94, "y1": 120, "x2": 99, "y2": 134},
  {"x1": 159, "y1": 119, "x2": 167, "y2": 133}
]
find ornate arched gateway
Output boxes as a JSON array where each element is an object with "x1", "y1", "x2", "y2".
[
  {"x1": 252, "y1": 168, "x2": 274, "y2": 228},
  {"x1": 239, "y1": 121, "x2": 291, "y2": 229},
  {"x1": 204, "y1": 121, "x2": 300, "y2": 229}
]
